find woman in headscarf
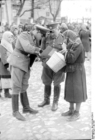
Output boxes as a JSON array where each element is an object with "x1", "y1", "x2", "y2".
[
  {"x1": 0, "y1": 31, "x2": 14, "y2": 98},
  {"x1": 61, "y1": 30, "x2": 87, "y2": 121}
]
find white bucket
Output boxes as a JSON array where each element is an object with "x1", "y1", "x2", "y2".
[{"x1": 46, "y1": 51, "x2": 66, "y2": 73}]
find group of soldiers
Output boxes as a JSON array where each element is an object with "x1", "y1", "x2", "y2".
[{"x1": 0, "y1": 21, "x2": 90, "y2": 121}]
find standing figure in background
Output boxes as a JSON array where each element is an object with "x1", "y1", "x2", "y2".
[
  {"x1": 0, "y1": 31, "x2": 14, "y2": 98},
  {"x1": 79, "y1": 24, "x2": 91, "y2": 60}
]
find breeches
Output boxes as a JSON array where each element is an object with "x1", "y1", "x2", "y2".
[
  {"x1": 11, "y1": 67, "x2": 30, "y2": 94},
  {"x1": 41, "y1": 66, "x2": 65, "y2": 86}
]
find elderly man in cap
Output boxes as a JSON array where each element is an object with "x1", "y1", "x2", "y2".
[
  {"x1": 37, "y1": 23, "x2": 65, "y2": 111},
  {"x1": 8, "y1": 23, "x2": 41, "y2": 121}
]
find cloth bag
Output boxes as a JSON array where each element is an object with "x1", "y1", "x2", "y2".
[{"x1": 1, "y1": 77, "x2": 12, "y2": 89}]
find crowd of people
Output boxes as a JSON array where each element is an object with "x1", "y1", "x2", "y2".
[{"x1": 0, "y1": 20, "x2": 91, "y2": 122}]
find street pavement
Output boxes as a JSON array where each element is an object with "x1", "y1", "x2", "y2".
[{"x1": 0, "y1": 60, "x2": 92, "y2": 140}]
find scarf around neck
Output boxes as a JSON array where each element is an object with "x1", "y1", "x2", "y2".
[{"x1": 1, "y1": 38, "x2": 13, "y2": 53}]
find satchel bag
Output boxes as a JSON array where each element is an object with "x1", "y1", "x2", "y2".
[{"x1": 1, "y1": 77, "x2": 12, "y2": 89}]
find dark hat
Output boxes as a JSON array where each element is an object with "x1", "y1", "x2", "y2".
[
  {"x1": 36, "y1": 24, "x2": 50, "y2": 34},
  {"x1": 46, "y1": 22, "x2": 59, "y2": 30}
]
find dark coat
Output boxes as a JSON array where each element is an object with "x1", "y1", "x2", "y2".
[
  {"x1": 64, "y1": 42, "x2": 87, "y2": 103},
  {"x1": 0, "y1": 44, "x2": 11, "y2": 78},
  {"x1": 79, "y1": 29, "x2": 90, "y2": 52}
]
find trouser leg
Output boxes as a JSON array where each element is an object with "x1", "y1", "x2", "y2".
[{"x1": 11, "y1": 67, "x2": 26, "y2": 121}]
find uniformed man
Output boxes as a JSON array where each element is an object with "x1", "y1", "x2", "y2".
[
  {"x1": 37, "y1": 23, "x2": 65, "y2": 111},
  {"x1": 8, "y1": 23, "x2": 41, "y2": 121}
]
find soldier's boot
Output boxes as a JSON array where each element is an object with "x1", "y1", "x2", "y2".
[
  {"x1": 38, "y1": 85, "x2": 51, "y2": 107},
  {"x1": 12, "y1": 94, "x2": 26, "y2": 121},
  {"x1": 51, "y1": 85, "x2": 60, "y2": 111},
  {"x1": 20, "y1": 92, "x2": 38, "y2": 114},
  {"x1": 4, "y1": 89, "x2": 11, "y2": 98},
  {"x1": 61, "y1": 105, "x2": 74, "y2": 116}
]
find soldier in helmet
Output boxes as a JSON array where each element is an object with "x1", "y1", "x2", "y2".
[
  {"x1": 8, "y1": 23, "x2": 41, "y2": 121},
  {"x1": 37, "y1": 23, "x2": 65, "y2": 111}
]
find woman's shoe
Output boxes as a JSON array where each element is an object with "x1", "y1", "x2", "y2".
[
  {"x1": 61, "y1": 110, "x2": 74, "y2": 116},
  {"x1": 67, "y1": 111, "x2": 80, "y2": 121}
]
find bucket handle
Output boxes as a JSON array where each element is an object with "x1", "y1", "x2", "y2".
[{"x1": 58, "y1": 50, "x2": 67, "y2": 60}]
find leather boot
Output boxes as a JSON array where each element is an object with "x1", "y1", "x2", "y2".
[
  {"x1": 51, "y1": 85, "x2": 60, "y2": 111},
  {"x1": 20, "y1": 92, "x2": 38, "y2": 114},
  {"x1": 38, "y1": 85, "x2": 51, "y2": 107},
  {"x1": 12, "y1": 94, "x2": 26, "y2": 121},
  {"x1": 4, "y1": 89, "x2": 11, "y2": 98}
]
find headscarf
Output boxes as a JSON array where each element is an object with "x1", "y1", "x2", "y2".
[
  {"x1": 60, "y1": 23, "x2": 68, "y2": 30},
  {"x1": 81, "y1": 24, "x2": 87, "y2": 31},
  {"x1": 62, "y1": 29, "x2": 81, "y2": 45},
  {"x1": 1, "y1": 31, "x2": 13, "y2": 53}
]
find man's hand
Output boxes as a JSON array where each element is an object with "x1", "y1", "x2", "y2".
[{"x1": 62, "y1": 42, "x2": 67, "y2": 51}]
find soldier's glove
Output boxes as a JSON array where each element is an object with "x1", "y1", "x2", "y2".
[
  {"x1": 4, "y1": 63, "x2": 9, "y2": 69},
  {"x1": 39, "y1": 49, "x2": 43, "y2": 54}
]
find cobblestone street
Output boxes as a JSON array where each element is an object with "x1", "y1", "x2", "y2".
[{"x1": 0, "y1": 60, "x2": 92, "y2": 140}]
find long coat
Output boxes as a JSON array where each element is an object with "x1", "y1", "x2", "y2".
[
  {"x1": 0, "y1": 44, "x2": 11, "y2": 78},
  {"x1": 64, "y1": 42, "x2": 87, "y2": 103},
  {"x1": 79, "y1": 29, "x2": 91, "y2": 52}
]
